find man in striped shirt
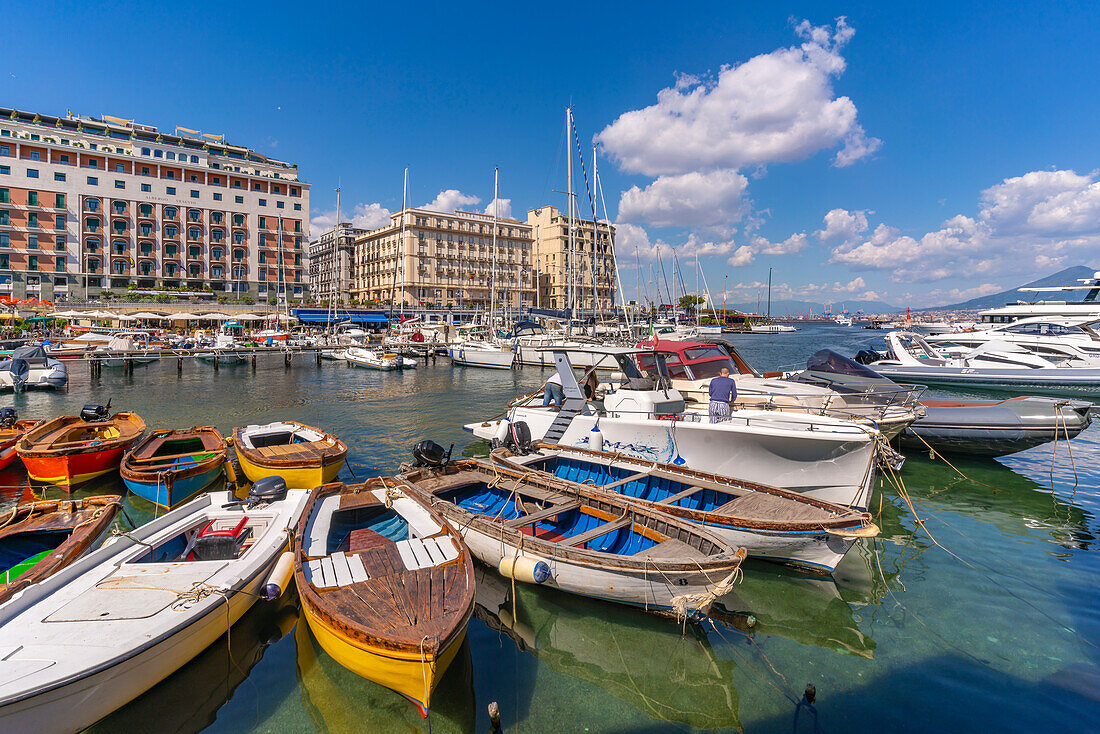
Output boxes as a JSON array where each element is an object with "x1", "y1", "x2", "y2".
[{"x1": 708, "y1": 367, "x2": 737, "y2": 423}]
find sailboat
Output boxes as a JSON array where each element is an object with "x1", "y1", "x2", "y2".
[
  {"x1": 448, "y1": 168, "x2": 515, "y2": 370},
  {"x1": 750, "y1": 267, "x2": 796, "y2": 333}
]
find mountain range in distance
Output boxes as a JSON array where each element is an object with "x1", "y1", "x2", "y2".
[{"x1": 709, "y1": 265, "x2": 1096, "y2": 315}]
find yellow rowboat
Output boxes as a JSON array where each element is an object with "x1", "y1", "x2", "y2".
[
  {"x1": 233, "y1": 421, "x2": 347, "y2": 489},
  {"x1": 293, "y1": 478, "x2": 475, "y2": 716}
]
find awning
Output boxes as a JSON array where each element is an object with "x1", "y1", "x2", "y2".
[{"x1": 293, "y1": 309, "x2": 389, "y2": 324}]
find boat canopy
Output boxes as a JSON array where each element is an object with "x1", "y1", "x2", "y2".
[
  {"x1": 806, "y1": 349, "x2": 886, "y2": 379},
  {"x1": 11, "y1": 345, "x2": 49, "y2": 363}
]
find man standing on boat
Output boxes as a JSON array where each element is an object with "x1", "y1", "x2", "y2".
[
  {"x1": 543, "y1": 371, "x2": 564, "y2": 407},
  {"x1": 708, "y1": 367, "x2": 736, "y2": 423}
]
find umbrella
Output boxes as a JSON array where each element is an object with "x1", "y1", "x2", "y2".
[
  {"x1": 166, "y1": 312, "x2": 199, "y2": 320},
  {"x1": 198, "y1": 312, "x2": 233, "y2": 320},
  {"x1": 224, "y1": 320, "x2": 242, "y2": 327},
  {"x1": 234, "y1": 313, "x2": 267, "y2": 321},
  {"x1": 129, "y1": 312, "x2": 167, "y2": 320}
]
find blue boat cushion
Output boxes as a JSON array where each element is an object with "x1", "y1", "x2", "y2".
[
  {"x1": 0, "y1": 529, "x2": 71, "y2": 575},
  {"x1": 547, "y1": 457, "x2": 735, "y2": 512},
  {"x1": 327, "y1": 506, "x2": 409, "y2": 554}
]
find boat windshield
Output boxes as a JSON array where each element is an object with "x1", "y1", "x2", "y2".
[{"x1": 806, "y1": 349, "x2": 885, "y2": 379}]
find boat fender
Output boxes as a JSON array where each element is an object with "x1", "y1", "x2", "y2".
[
  {"x1": 493, "y1": 417, "x2": 511, "y2": 446},
  {"x1": 263, "y1": 551, "x2": 294, "y2": 601},
  {"x1": 498, "y1": 555, "x2": 550, "y2": 584},
  {"x1": 589, "y1": 425, "x2": 604, "y2": 452}
]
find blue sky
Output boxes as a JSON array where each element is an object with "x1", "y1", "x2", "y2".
[{"x1": 5, "y1": 1, "x2": 1100, "y2": 308}]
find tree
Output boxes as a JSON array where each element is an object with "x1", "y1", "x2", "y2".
[{"x1": 678, "y1": 294, "x2": 705, "y2": 313}]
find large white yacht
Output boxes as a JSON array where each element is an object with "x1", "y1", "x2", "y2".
[
  {"x1": 927, "y1": 315, "x2": 1100, "y2": 362},
  {"x1": 976, "y1": 272, "x2": 1100, "y2": 324}
]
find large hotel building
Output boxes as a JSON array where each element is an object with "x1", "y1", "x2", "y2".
[
  {"x1": 0, "y1": 108, "x2": 309, "y2": 302},
  {"x1": 528, "y1": 205, "x2": 617, "y2": 312},
  {"x1": 349, "y1": 208, "x2": 536, "y2": 310}
]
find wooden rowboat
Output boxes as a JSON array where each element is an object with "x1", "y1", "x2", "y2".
[
  {"x1": 16, "y1": 410, "x2": 146, "y2": 487},
  {"x1": 120, "y1": 427, "x2": 228, "y2": 509},
  {"x1": 492, "y1": 442, "x2": 879, "y2": 573},
  {"x1": 397, "y1": 457, "x2": 747, "y2": 621},
  {"x1": 233, "y1": 421, "x2": 347, "y2": 489},
  {"x1": 0, "y1": 416, "x2": 40, "y2": 471},
  {"x1": 293, "y1": 478, "x2": 474, "y2": 716},
  {"x1": 0, "y1": 495, "x2": 121, "y2": 605}
]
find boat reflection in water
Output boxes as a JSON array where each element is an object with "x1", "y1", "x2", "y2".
[
  {"x1": 87, "y1": 595, "x2": 299, "y2": 734},
  {"x1": 473, "y1": 564, "x2": 742, "y2": 731},
  {"x1": 294, "y1": 614, "x2": 475, "y2": 733}
]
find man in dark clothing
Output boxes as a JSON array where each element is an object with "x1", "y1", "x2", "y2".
[{"x1": 708, "y1": 367, "x2": 737, "y2": 423}]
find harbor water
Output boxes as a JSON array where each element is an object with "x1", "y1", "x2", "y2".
[{"x1": 4, "y1": 323, "x2": 1098, "y2": 733}]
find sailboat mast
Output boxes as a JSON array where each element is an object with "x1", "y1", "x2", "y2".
[
  {"x1": 399, "y1": 168, "x2": 408, "y2": 316},
  {"x1": 330, "y1": 185, "x2": 341, "y2": 334},
  {"x1": 490, "y1": 167, "x2": 498, "y2": 329},
  {"x1": 566, "y1": 106, "x2": 575, "y2": 327},
  {"x1": 767, "y1": 267, "x2": 772, "y2": 319}
]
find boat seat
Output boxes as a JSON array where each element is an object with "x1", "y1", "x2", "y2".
[
  {"x1": 394, "y1": 536, "x2": 459, "y2": 570},
  {"x1": 655, "y1": 485, "x2": 706, "y2": 506},
  {"x1": 391, "y1": 497, "x2": 442, "y2": 538},
  {"x1": 503, "y1": 500, "x2": 581, "y2": 528},
  {"x1": 188, "y1": 517, "x2": 250, "y2": 561},
  {"x1": 306, "y1": 551, "x2": 371, "y2": 589},
  {"x1": 563, "y1": 516, "x2": 632, "y2": 547},
  {"x1": 305, "y1": 495, "x2": 342, "y2": 557}
]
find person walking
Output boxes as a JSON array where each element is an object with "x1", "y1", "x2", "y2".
[
  {"x1": 708, "y1": 367, "x2": 737, "y2": 423},
  {"x1": 542, "y1": 371, "x2": 565, "y2": 407}
]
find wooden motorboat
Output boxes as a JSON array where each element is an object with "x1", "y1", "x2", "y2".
[
  {"x1": 0, "y1": 411, "x2": 40, "y2": 470},
  {"x1": 120, "y1": 427, "x2": 228, "y2": 508},
  {"x1": 492, "y1": 442, "x2": 879, "y2": 573},
  {"x1": 294, "y1": 478, "x2": 475, "y2": 716},
  {"x1": 0, "y1": 495, "x2": 121, "y2": 605},
  {"x1": 233, "y1": 421, "x2": 347, "y2": 489},
  {"x1": 16, "y1": 406, "x2": 146, "y2": 487},
  {"x1": 0, "y1": 484, "x2": 309, "y2": 733},
  {"x1": 397, "y1": 451, "x2": 747, "y2": 620}
]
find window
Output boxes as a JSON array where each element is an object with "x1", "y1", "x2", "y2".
[
  {"x1": 54, "y1": 172, "x2": 66, "y2": 182},
  {"x1": 113, "y1": 201, "x2": 126, "y2": 214},
  {"x1": 233, "y1": 248, "x2": 244, "y2": 261},
  {"x1": 233, "y1": 180, "x2": 241, "y2": 189},
  {"x1": 55, "y1": 214, "x2": 65, "y2": 229},
  {"x1": 28, "y1": 192, "x2": 37, "y2": 206},
  {"x1": 233, "y1": 214, "x2": 244, "y2": 226},
  {"x1": 164, "y1": 206, "x2": 177, "y2": 219},
  {"x1": 212, "y1": 266, "x2": 223, "y2": 278},
  {"x1": 165, "y1": 225, "x2": 177, "y2": 238},
  {"x1": 165, "y1": 244, "x2": 177, "y2": 256},
  {"x1": 139, "y1": 204, "x2": 152, "y2": 217},
  {"x1": 56, "y1": 235, "x2": 66, "y2": 250},
  {"x1": 86, "y1": 159, "x2": 98, "y2": 168},
  {"x1": 190, "y1": 155, "x2": 198, "y2": 163},
  {"x1": 189, "y1": 174, "x2": 197, "y2": 183},
  {"x1": 141, "y1": 166, "x2": 150, "y2": 176},
  {"x1": 190, "y1": 190, "x2": 199, "y2": 198},
  {"x1": 114, "y1": 163, "x2": 123, "y2": 173},
  {"x1": 114, "y1": 180, "x2": 125, "y2": 189},
  {"x1": 27, "y1": 168, "x2": 38, "y2": 178},
  {"x1": 1, "y1": 254, "x2": 10, "y2": 268},
  {"x1": 56, "y1": 257, "x2": 65, "y2": 272},
  {"x1": 55, "y1": 193, "x2": 64, "y2": 208},
  {"x1": 28, "y1": 255, "x2": 37, "y2": 271},
  {"x1": 0, "y1": 145, "x2": 8, "y2": 156},
  {"x1": 258, "y1": 267, "x2": 266, "y2": 280},
  {"x1": 154, "y1": 150, "x2": 163, "y2": 158},
  {"x1": 87, "y1": 176, "x2": 98, "y2": 185},
  {"x1": 290, "y1": 187, "x2": 299, "y2": 196},
  {"x1": 188, "y1": 227, "x2": 200, "y2": 240},
  {"x1": 233, "y1": 232, "x2": 244, "y2": 244},
  {"x1": 259, "y1": 252, "x2": 267, "y2": 263},
  {"x1": 294, "y1": 221, "x2": 301, "y2": 233},
  {"x1": 234, "y1": 195, "x2": 243, "y2": 204},
  {"x1": 140, "y1": 183, "x2": 151, "y2": 192},
  {"x1": 213, "y1": 193, "x2": 221, "y2": 201},
  {"x1": 28, "y1": 234, "x2": 37, "y2": 249},
  {"x1": 0, "y1": 166, "x2": 8, "y2": 175},
  {"x1": 188, "y1": 246, "x2": 200, "y2": 258},
  {"x1": 252, "y1": 183, "x2": 261, "y2": 191},
  {"x1": 86, "y1": 197, "x2": 99, "y2": 211},
  {"x1": 212, "y1": 247, "x2": 222, "y2": 259},
  {"x1": 166, "y1": 171, "x2": 175, "y2": 180},
  {"x1": 258, "y1": 216, "x2": 266, "y2": 229},
  {"x1": 166, "y1": 186, "x2": 175, "y2": 195},
  {"x1": 141, "y1": 147, "x2": 150, "y2": 156},
  {"x1": 258, "y1": 199, "x2": 267, "y2": 207},
  {"x1": 167, "y1": 152, "x2": 175, "y2": 160},
  {"x1": 276, "y1": 201, "x2": 284, "y2": 209},
  {"x1": 294, "y1": 203, "x2": 301, "y2": 211},
  {"x1": 0, "y1": 233, "x2": 7, "y2": 246},
  {"x1": 211, "y1": 176, "x2": 220, "y2": 185},
  {"x1": 139, "y1": 223, "x2": 152, "y2": 236},
  {"x1": 28, "y1": 213, "x2": 38, "y2": 227},
  {"x1": 0, "y1": 211, "x2": 6, "y2": 225},
  {"x1": 85, "y1": 237, "x2": 99, "y2": 251},
  {"x1": 28, "y1": 151, "x2": 40, "y2": 161}
]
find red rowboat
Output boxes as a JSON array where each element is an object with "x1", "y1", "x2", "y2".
[{"x1": 16, "y1": 408, "x2": 146, "y2": 487}]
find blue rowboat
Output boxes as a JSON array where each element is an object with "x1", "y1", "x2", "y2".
[{"x1": 120, "y1": 427, "x2": 227, "y2": 508}]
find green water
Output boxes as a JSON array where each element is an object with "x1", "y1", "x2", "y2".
[{"x1": 2, "y1": 323, "x2": 1097, "y2": 733}]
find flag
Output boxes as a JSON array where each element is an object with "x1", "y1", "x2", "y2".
[
  {"x1": 176, "y1": 126, "x2": 201, "y2": 137},
  {"x1": 202, "y1": 133, "x2": 224, "y2": 142}
]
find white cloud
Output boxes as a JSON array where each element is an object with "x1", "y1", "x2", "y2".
[
  {"x1": 829, "y1": 168, "x2": 1100, "y2": 283},
  {"x1": 719, "y1": 276, "x2": 877, "y2": 301},
  {"x1": 726, "y1": 245, "x2": 756, "y2": 267},
  {"x1": 309, "y1": 201, "x2": 392, "y2": 237},
  {"x1": 422, "y1": 189, "x2": 481, "y2": 213},
  {"x1": 752, "y1": 232, "x2": 809, "y2": 255},
  {"x1": 482, "y1": 197, "x2": 513, "y2": 219},
  {"x1": 596, "y1": 18, "x2": 879, "y2": 177},
  {"x1": 815, "y1": 208, "x2": 869, "y2": 244},
  {"x1": 618, "y1": 169, "x2": 748, "y2": 228}
]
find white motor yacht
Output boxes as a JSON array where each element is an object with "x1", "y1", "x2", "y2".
[
  {"x1": 927, "y1": 315, "x2": 1100, "y2": 363},
  {"x1": 0, "y1": 345, "x2": 67, "y2": 391},
  {"x1": 344, "y1": 346, "x2": 401, "y2": 371},
  {"x1": 467, "y1": 347, "x2": 882, "y2": 509}
]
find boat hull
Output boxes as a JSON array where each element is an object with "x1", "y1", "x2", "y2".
[
  {"x1": 301, "y1": 600, "x2": 468, "y2": 715},
  {"x1": 449, "y1": 347, "x2": 514, "y2": 370},
  {"x1": 471, "y1": 409, "x2": 878, "y2": 509},
  {"x1": 0, "y1": 442, "x2": 18, "y2": 471},
  {"x1": 122, "y1": 463, "x2": 224, "y2": 508},
  {"x1": 236, "y1": 450, "x2": 343, "y2": 487},
  {"x1": 21, "y1": 448, "x2": 127, "y2": 487}
]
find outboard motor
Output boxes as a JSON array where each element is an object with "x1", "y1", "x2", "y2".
[
  {"x1": 80, "y1": 403, "x2": 110, "y2": 422},
  {"x1": 8, "y1": 359, "x2": 29, "y2": 393},
  {"x1": 412, "y1": 440, "x2": 451, "y2": 468},
  {"x1": 503, "y1": 420, "x2": 533, "y2": 455},
  {"x1": 853, "y1": 350, "x2": 879, "y2": 366},
  {"x1": 0, "y1": 407, "x2": 16, "y2": 428},
  {"x1": 248, "y1": 476, "x2": 288, "y2": 505}
]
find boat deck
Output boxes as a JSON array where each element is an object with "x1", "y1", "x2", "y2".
[{"x1": 252, "y1": 441, "x2": 341, "y2": 462}]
